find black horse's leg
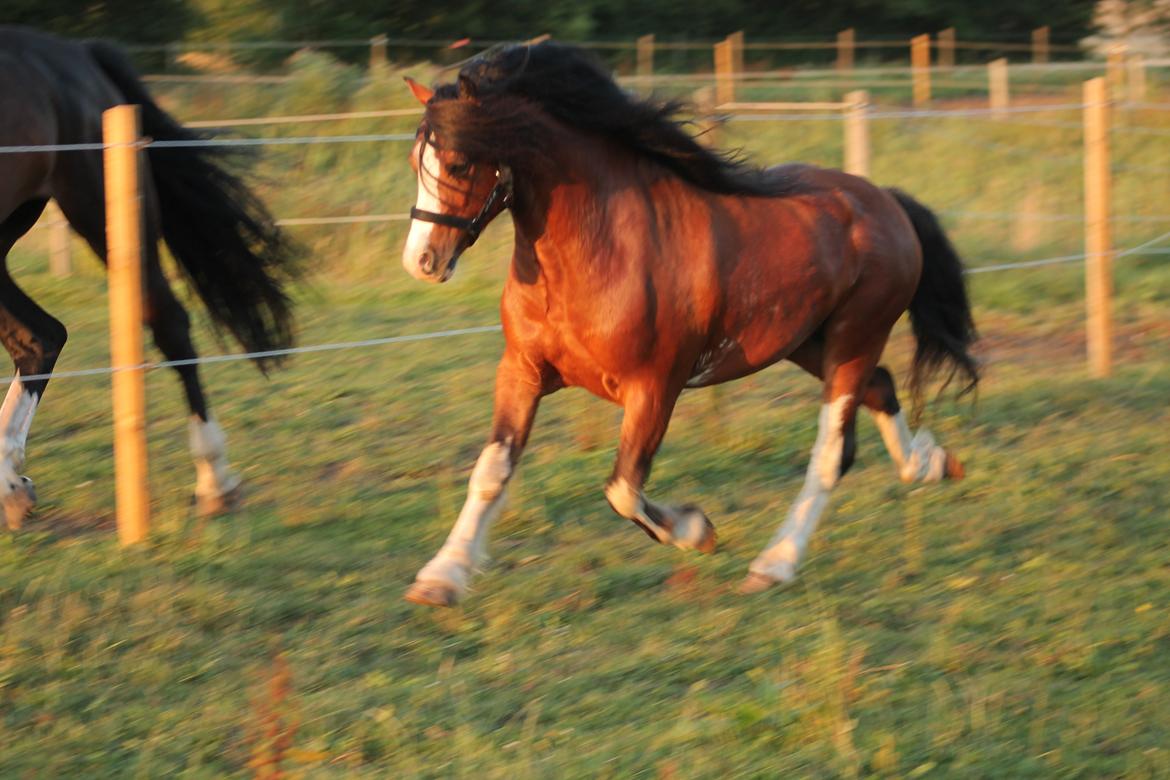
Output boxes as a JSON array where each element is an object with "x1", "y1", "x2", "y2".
[
  {"x1": 143, "y1": 254, "x2": 242, "y2": 515},
  {"x1": 0, "y1": 198, "x2": 69, "y2": 529},
  {"x1": 55, "y1": 159, "x2": 239, "y2": 515}
]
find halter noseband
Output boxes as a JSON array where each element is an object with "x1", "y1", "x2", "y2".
[{"x1": 409, "y1": 170, "x2": 513, "y2": 250}]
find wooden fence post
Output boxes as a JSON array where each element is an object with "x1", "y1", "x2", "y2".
[
  {"x1": 47, "y1": 202, "x2": 72, "y2": 277},
  {"x1": 1107, "y1": 44, "x2": 1127, "y2": 93},
  {"x1": 844, "y1": 90, "x2": 870, "y2": 178},
  {"x1": 714, "y1": 39, "x2": 735, "y2": 105},
  {"x1": 1032, "y1": 26, "x2": 1050, "y2": 64},
  {"x1": 1083, "y1": 78, "x2": 1113, "y2": 378},
  {"x1": 369, "y1": 34, "x2": 388, "y2": 71},
  {"x1": 1127, "y1": 54, "x2": 1147, "y2": 103},
  {"x1": 836, "y1": 28, "x2": 855, "y2": 72},
  {"x1": 911, "y1": 34, "x2": 931, "y2": 106},
  {"x1": 637, "y1": 34, "x2": 654, "y2": 78},
  {"x1": 103, "y1": 105, "x2": 150, "y2": 545},
  {"x1": 937, "y1": 27, "x2": 956, "y2": 70},
  {"x1": 729, "y1": 30, "x2": 744, "y2": 80},
  {"x1": 989, "y1": 58, "x2": 1010, "y2": 118}
]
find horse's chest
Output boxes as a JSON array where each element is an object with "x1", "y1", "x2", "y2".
[{"x1": 544, "y1": 306, "x2": 658, "y2": 397}]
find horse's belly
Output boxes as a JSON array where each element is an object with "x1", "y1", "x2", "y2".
[{"x1": 683, "y1": 296, "x2": 830, "y2": 388}]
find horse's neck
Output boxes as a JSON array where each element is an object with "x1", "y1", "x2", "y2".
[{"x1": 510, "y1": 133, "x2": 671, "y2": 284}]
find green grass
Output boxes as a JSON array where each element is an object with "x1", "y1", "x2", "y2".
[{"x1": 2, "y1": 55, "x2": 1170, "y2": 776}]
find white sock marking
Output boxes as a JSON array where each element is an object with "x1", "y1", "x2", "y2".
[
  {"x1": 750, "y1": 395, "x2": 852, "y2": 583},
  {"x1": 416, "y1": 441, "x2": 513, "y2": 595},
  {"x1": 872, "y1": 410, "x2": 912, "y2": 469},
  {"x1": 0, "y1": 374, "x2": 39, "y2": 499},
  {"x1": 188, "y1": 416, "x2": 240, "y2": 500},
  {"x1": 871, "y1": 410, "x2": 948, "y2": 483},
  {"x1": 604, "y1": 477, "x2": 710, "y2": 549}
]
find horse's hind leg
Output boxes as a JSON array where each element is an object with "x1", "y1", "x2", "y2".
[
  {"x1": 55, "y1": 163, "x2": 239, "y2": 515},
  {"x1": 144, "y1": 261, "x2": 241, "y2": 514},
  {"x1": 741, "y1": 347, "x2": 873, "y2": 592},
  {"x1": 865, "y1": 366, "x2": 963, "y2": 483},
  {"x1": 604, "y1": 381, "x2": 718, "y2": 554},
  {"x1": 788, "y1": 344, "x2": 963, "y2": 483},
  {"x1": 0, "y1": 199, "x2": 70, "y2": 529}
]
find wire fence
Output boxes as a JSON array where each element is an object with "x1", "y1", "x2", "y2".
[
  {"x1": 8, "y1": 98, "x2": 1168, "y2": 389},
  {"x1": 8, "y1": 217, "x2": 1168, "y2": 387}
]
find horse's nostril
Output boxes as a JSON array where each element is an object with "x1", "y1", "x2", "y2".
[{"x1": 419, "y1": 251, "x2": 436, "y2": 275}]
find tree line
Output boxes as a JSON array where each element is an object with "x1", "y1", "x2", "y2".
[{"x1": 4, "y1": 0, "x2": 1096, "y2": 50}]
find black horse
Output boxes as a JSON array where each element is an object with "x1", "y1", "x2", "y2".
[{"x1": 0, "y1": 27, "x2": 298, "y2": 528}]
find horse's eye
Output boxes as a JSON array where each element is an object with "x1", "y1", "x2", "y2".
[{"x1": 446, "y1": 162, "x2": 471, "y2": 178}]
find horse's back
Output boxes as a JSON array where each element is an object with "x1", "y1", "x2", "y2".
[
  {"x1": 0, "y1": 27, "x2": 122, "y2": 143},
  {"x1": 0, "y1": 27, "x2": 128, "y2": 216}
]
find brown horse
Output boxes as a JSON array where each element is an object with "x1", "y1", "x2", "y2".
[
  {"x1": 400, "y1": 42, "x2": 977, "y2": 606},
  {"x1": 0, "y1": 28, "x2": 298, "y2": 527}
]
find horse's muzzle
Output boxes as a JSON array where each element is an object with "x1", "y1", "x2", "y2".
[{"x1": 404, "y1": 249, "x2": 459, "y2": 283}]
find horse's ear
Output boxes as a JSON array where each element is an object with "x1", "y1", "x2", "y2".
[
  {"x1": 404, "y1": 77, "x2": 434, "y2": 105},
  {"x1": 457, "y1": 73, "x2": 477, "y2": 99}
]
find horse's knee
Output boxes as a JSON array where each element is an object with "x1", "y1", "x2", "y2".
[{"x1": 469, "y1": 441, "x2": 512, "y2": 501}]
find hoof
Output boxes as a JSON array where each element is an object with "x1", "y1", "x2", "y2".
[
  {"x1": 4, "y1": 476, "x2": 36, "y2": 531},
  {"x1": 404, "y1": 580, "x2": 460, "y2": 608},
  {"x1": 695, "y1": 515, "x2": 718, "y2": 555},
  {"x1": 945, "y1": 452, "x2": 965, "y2": 480},
  {"x1": 739, "y1": 562, "x2": 796, "y2": 594},
  {"x1": 672, "y1": 504, "x2": 718, "y2": 554},
  {"x1": 738, "y1": 572, "x2": 779, "y2": 594},
  {"x1": 195, "y1": 481, "x2": 243, "y2": 517}
]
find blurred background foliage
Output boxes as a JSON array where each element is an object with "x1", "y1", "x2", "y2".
[{"x1": 3, "y1": 0, "x2": 1098, "y2": 49}]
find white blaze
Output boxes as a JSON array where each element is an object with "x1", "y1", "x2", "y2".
[{"x1": 402, "y1": 142, "x2": 442, "y2": 277}]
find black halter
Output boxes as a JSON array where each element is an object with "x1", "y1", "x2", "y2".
[{"x1": 409, "y1": 172, "x2": 513, "y2": 250}]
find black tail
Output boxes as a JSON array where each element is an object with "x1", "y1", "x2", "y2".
[
  {"x1": 87, "y1": 40, "x2": 299, "y2": 360},
  {"x1": 888, "y1": 189, "x2": 979, "y2": 406}
]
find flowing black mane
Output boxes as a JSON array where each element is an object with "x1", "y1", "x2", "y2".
[{"x1": 423, "y1": 42, "x2": 804, "y2": 197}]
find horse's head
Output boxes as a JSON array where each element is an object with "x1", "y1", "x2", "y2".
[{"x1": 401, "y1": 77, "x2": 512, "y2": 283}]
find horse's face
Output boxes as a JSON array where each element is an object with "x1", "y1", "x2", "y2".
[{"x1": 401, "y1": 79, "x2": 509, "y2": 283}]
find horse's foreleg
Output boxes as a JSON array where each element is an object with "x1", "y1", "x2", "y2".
[
  {"x1": 144, "y1": 257, "x2": 240, "y2": 515},
  {"x1": 405, "y1": 350, "x2": 547, "y2": 607},
  {"x1": 605, "y1": 384, "x2": 717, "y2": 553},
  {"x1": 865, "y1": 367, "x2": 964, "y2": 483},
  {"x1": 0, "y1": 199, "x2": 66, "y2": 530}
]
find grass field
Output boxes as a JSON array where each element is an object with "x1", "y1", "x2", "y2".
[{"x1": 2, "y1": 54, "x2": 1170, "y2": 777}]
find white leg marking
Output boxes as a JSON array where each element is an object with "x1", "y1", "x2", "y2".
[
  {"x1": 402, "y1": 143, "x2": 441, "y2": 279},
  {"x1": 871, "y1": 410, "x2": 912, "y2": 469},
  {"x1": 188, "y1": 416, "x2": 241, "y2": 506},
  {"x1": 0, "y1": 374, "x2": 39, "y2": 529},
  {"x1": 605, "y1": 477, "x2": 712, "y2": 550},
  {"x1": 749, "y1": 395, "x2": 853, "y2": 584},
  {"x1": 605, "y1": 477, "x2": 669, "y2": 544},
  {"x1": 872, "y1": 410, "x2": 948, "y2": 483},
  {"x1": 415, "y1": 441, "x2": 513, "y2": 597}
]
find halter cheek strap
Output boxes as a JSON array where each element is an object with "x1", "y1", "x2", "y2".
[{"x1": 409, "y1": 172, "x2": 513, "y2": 249}]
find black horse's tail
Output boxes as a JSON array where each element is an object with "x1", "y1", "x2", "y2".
[
  {"x1": 86, "y1": 40, "x2": 299, "y2": 360},
  {"x1": 888, "y1": 189, "x2": 979, "y2": 405}
]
